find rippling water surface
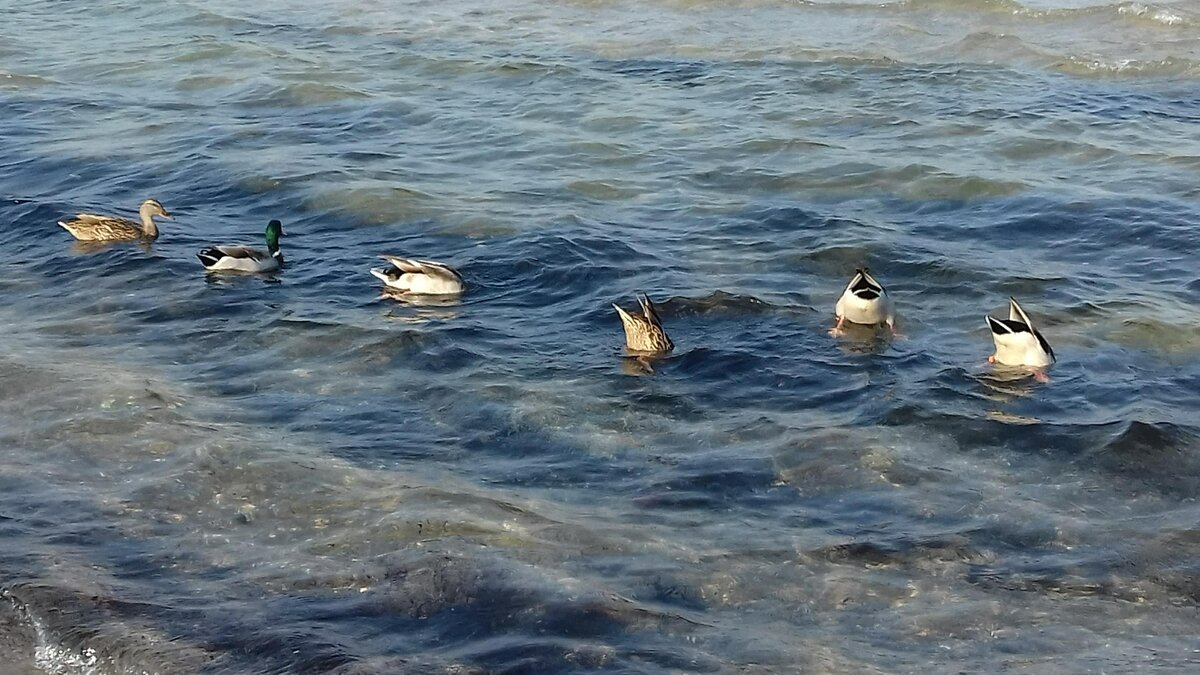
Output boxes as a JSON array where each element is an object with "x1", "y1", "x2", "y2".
[{"x1": 2, "y1": 0, "x2": 1200, "y2": 672}]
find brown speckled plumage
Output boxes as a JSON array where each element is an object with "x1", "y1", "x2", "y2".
[
  {"x1": 613, "y1": 293, "x2": 674, "y2": 355},
  {"x1": 58, "y1": 199, "x2": 171, "y2": 241}
]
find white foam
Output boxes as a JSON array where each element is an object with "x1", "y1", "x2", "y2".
[{"x1": 1118, "y1": 2, "x2": 1185, "y2": 25}]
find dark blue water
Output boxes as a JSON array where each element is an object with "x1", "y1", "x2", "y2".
[{"x1": 2, "y1": 0, "x2": 1200, "y2": 672}]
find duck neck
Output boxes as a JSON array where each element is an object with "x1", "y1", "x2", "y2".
[
  {"x1": 140, "y1": 212, "x2": 159, "y2": 238},
  {"x1": 266, "y1": 233, "x2": 282, "y2": 263}
]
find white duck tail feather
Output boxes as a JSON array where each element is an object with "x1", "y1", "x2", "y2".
[{"x1": 1008, "y1": 297, "x2": 1034, "y2": 329}]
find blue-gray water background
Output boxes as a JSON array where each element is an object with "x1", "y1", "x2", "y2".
[{"x1": 2, "y1": 0, "x2": 1200, "y2": 672}]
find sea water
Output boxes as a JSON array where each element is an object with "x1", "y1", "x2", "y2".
[{"x1": 1, "y1": 0, "x2": 1199, "y2": 672}]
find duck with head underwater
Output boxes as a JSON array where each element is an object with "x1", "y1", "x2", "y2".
[
  {"x1": 986, "y1": 296, "x2": 1055, "y2": 377},
  {"x1": 370, "y1": 256, "x2": 464, "y2": 295},
  {"x1": 613, "y1": 292, "x2": 674, "y2": 355},
  {"x1": 831, "y1": 268, "x2": 895, "y2": 336},
  {"x1": 197, "y1": 219, "x2": 285, "y2": 273}
]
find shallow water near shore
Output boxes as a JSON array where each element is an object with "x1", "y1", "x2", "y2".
[{"x1": 2, "y1": 0, "x2": 1200, "y2": 672}]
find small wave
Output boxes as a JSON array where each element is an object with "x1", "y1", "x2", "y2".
[
  {"x1": 1108, "y1": 317, "x2": 1200, "y2": 357},
  {"x1": 565, "y1": 179, "x2": 646, "y2": 200},
  {"x1": 881, "y1": 0, "x2": 1195, "y2": 27},
  {"x1": 774, "y1": 427, "x2": 934, "y2": 495},
  {"x1": 475, "y1": 232, "x2": 646, "y2": 309},
  {"x1": 811, "y1": 534, "x2": 990, "y2": 567},
  {"x1": 665, "y1": 290, "x2": 774, "y2": 316},
  {"x1": 232, "y1": 80, "x2": 372, "y2": 108},
  {"x1": 966, "y1": 563, "x2": 1148, "y2": 602},
  {"x1": 488, "y1": 54, "x2": 579, "y2": 79},
  {"x1": 777, "y1": 163, "x2": 1027, "y2": 201},
  {"x1": 0, "y1": 72, "x2": 58, "y2": 88},
  {"x1": 594, "y1": 57, "x2": 712, "y2": 87},
  {"x1": 181, "y1": 7, "x2": 285, "y2": 33},
  {"x1": 174, "y1": 74, "x2": 239, "y2": 91},
  {"x1": 914, "y1": 30, "x2": 1057, "y2": 68},
  {"x1": 1054, "y1": 55, "x2": 1200, "y2": 78},
  {"x1": 169, "y1": 39, "x2": 250, "y2": 64},
  {"x1": 4, "y1": 584, "x2": 218, "y2": 674},
  {"x1": 901, "y1": 171, "x2": 1027, "y2": 200},
  {"x1": 1117, "y1": 2, "x2": 1189, "y2": 26},
  {"x1": 304, "y1": 184, "x2": 440, "y2": 225},
  {"x1": 635, "y1": 459, "x2": 782, "y2": 511},
  {"x1": 896, "y1": 0, "x2": 1028, "y2": 15}
]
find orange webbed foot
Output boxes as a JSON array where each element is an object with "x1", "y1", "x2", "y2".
[{"x1": 829, "y1": 316, "x2": 846, "y2": 337}]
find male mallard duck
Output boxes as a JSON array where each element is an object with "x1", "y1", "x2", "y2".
[
  {"x1": 58, "y1": 199, "x2": 171, "y2": 241},
  {"x1": 832, "y1": 268, "x2": 895, "y2": 335},
  {"x1": 369, "y1": 257, "x2": 464, "y2": 295},
  {"x1": 197, "y1": 220, "x2": 285, "y2": 273},
  {"x1": 613, "y1": 293, "x2": 674, "y2": 355},
  {"x1": 987, "y1": 296, "x2": 1055, "y2": 368}
]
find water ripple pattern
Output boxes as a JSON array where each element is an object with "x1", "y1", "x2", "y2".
[{"x1": 2, "y1": 0, "x2": 1199, "y2": 672}]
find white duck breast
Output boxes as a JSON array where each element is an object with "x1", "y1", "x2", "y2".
[
  {"x1": 987, "y1": 297, "x2": 1055, "y2": 367},
  {"x1": 835, "y1": 268, "x2": 895, "y2": 327},
  {"x1": 370, "y1": 256, "x2": 464, "y2": 295}
]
